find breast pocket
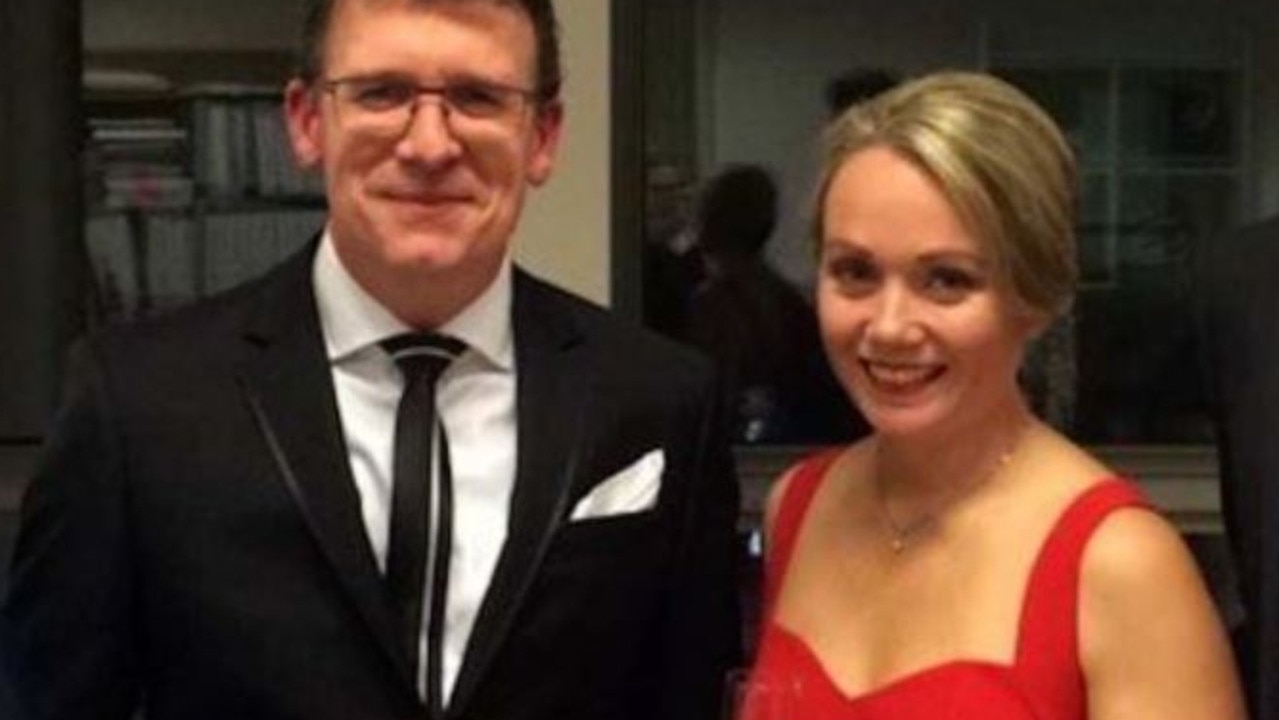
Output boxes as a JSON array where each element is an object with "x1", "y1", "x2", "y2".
[
  {"x1": 533, "y1": 510, "x2": 670, "y2": 642},
  {"x1": 546, "y1": 510, "x2": 663, "y2": 563}
]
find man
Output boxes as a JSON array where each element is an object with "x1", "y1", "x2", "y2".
[
  {"x1": 1198, "y1": 214, "x2": 1279, "y2": 720},
  {"x1": 0, "y1": 1, "x2": 741, "y2": 719},
  {"x1": 682, "y1": 164, "x2": 865, "y2": 444}
]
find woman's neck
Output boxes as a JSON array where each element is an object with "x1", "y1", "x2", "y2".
[{"x1": 873, "y1": 400, "x2": 1035, "y2": 503}]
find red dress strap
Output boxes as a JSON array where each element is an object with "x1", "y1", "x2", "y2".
[
  {"x1": 1014, "y1": 478, "x2": 1152, "y2": 720},
  {"x1": 762, "y1": 448, "x2": 842, "y2": 615}
]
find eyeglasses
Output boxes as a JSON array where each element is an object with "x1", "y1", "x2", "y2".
[{"x1": 321, "y1": 76, "x2": 538, "y2": 136}]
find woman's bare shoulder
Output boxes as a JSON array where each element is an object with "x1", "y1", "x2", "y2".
[
  {"x1": 1074, "y1": 473, "x2": 1245, "y2": 718},
  {"x1": 1020, "y1": 425, "x2": 1118, "y2": 497},
  {"x1": 763, "y1": 441, "x2": 870, "y2": 537}
]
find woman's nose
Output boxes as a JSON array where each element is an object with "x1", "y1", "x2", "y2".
[{"x1": 865, "y1": 283, "x2": 922, "y2": 344}]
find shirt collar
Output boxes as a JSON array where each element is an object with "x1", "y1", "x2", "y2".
[{"x1": 312, "y1": 229, "x2": 514, "y2": 371}]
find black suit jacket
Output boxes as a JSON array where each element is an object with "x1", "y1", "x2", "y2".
[
  {"x1": 1198, "y1": 216, "x2": 1279, "y2": 720},
  {"x1": 1, "y1": 245, "x2": 742, "y2": 720}
]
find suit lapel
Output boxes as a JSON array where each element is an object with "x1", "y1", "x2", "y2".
[
  {"x1": 235, "y1": 247, "x2": 415, "y2": 689},
  {"x1": 448, "y1": 272, "x2": 592, "y2": 715}
]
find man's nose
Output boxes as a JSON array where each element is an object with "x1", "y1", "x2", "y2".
[{"x1": 394, "y1": 95, "x2": 463, "y2": 166}]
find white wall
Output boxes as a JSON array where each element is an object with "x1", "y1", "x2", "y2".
[
  {"x1": 516, "y1": 0, "x2": 612, "y2": 305},
  {"x1": 85, "y1": 0, "x2": 614, "y2": 306}
]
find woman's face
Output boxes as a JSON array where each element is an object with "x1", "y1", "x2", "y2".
[{"x1": 816, "y1": 146, "x2": 1040, "y2": 439}]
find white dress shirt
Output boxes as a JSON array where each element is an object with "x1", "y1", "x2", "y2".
[{"x1": 312, "y1": 233, "x2": 517, "y2": 702}]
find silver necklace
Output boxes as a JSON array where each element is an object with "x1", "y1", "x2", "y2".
[
  {"x1": 879, "y1": 507, "x2": 936, "y2": 554},
  {"x1": 874, "y1": 431, "x2": 1022, "y2": 554}
]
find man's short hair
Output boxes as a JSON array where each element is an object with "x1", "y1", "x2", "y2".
[{"x1": 297, "y1": 0, "x2": 562, "y2": 103}]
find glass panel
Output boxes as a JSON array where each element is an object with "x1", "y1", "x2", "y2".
[
  {"x1": 1074, "y1": 172, "x2": 1235, "y2": 443},
  {"x1": 637, "y1": 0, "x2": 1263, "y2": 447},
  {"x1": 1078, "y1": 172, "x2": 1116, "y2": 287},
  {"x1": 997, "y1": 67, "x2": 1112, "y2": 166},
  {"x1": 1119, "y1": 68, "x2": 1240, "y2": 167}
]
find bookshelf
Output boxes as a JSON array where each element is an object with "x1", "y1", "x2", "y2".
[{"x1": 82, "y1": 53, "x2": 325, "y2": 324}]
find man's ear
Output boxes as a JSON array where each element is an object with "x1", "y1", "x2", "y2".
[
  {"x1": 284, "y1": 78, "x2": 324, "y2": 169},
  {"x1": 525, "y1": 99, "x2": 564, "y2": 186}
]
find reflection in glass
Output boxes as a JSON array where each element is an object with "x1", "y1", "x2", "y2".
[
  {"x1": 1120, "y1": 68, "x2": 1239, "y2": 166},
  {"x1": 636, "y1": 0, "x2": 1261, "y2": 445}
]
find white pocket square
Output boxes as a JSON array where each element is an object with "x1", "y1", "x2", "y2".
[{"x1": 569, "y1": 449, "x2": 665, "y2": 521}]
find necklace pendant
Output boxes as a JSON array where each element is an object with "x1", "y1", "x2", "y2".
[{"x1": 890, "y1": 536, "x2": 906, "y2": 554}]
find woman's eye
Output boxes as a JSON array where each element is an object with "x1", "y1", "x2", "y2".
[
  {"x1": 826, "y1": 256, "x2": 878, "y2": 295},
  {"x1": 922, "y1": 266, "x2": 980, "y2": 302}
]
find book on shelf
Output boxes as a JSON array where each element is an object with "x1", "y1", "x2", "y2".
[
  {"x1": 100, "y1": 174, "x2": 196, "y2": 211},
  {"x1": 250, "y1": 97, "x2": 325, "y2": 197},
  {"x1": 85, "y1": 112, "x2": 193, "y2": 211},
  {"x1": 189, "y1": 90, "x2": 322, "y2": 201},
  {"x1": 89, "y1": 119, "x2": 188, "y2": 145},
  {"x1": 85, "y1": 213, "x2": 141, "y2": 319},
  {"x1": 202, "y1": 208, "x2": 325, "y2": 294},
  {"x1": 189, "y1": 93, "x2": 254, "y2": 199},
  {"x1": 85, "y1": 206, "x2": 327, "y2": 322},
  {"x1": 82, "y1": 72, "x2": 330, "y2": 322},
  {"x1": 145, "y1": 214, "x2": 200, "y2": 306},
  {"x1": 84, "y1": 68, "x2": 174, "y2": 96}
]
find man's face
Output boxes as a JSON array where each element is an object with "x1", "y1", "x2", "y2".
[{"x1": 286, "y1": 0, "x2": 562, "y2": 322}]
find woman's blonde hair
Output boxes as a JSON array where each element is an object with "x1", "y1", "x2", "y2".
[{"x1": 813, "y1": 71, "x2": 1078, "y2": 318}]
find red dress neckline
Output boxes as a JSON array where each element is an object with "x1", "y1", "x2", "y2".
[{"x1": 751, "y1": 448, "x2": 1151, "y2": 720}]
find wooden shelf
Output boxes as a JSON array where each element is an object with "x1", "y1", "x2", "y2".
[{"x1": 85, "y1": 49, "x2": 295, "y2": 88}]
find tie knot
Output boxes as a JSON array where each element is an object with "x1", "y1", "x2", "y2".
[{"x1": 381, "y1": 332, "x2": 467, "y2": 385}]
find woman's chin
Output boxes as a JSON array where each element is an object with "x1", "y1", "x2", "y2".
[{"x1": 856, "y1": 396, "x2": 954, "y2": 439}]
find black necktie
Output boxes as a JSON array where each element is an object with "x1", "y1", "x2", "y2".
[{"x1": 381, "y1": 332, "x2": 466, "y2": 717}]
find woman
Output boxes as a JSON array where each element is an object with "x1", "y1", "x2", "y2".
[{"x1": 747, "y1": 72, "x2": 1243, "y2": 719}]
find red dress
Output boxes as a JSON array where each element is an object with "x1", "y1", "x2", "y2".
[{"x1": 747, "y1": 450, "x2": 1150, "y2": 720}]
